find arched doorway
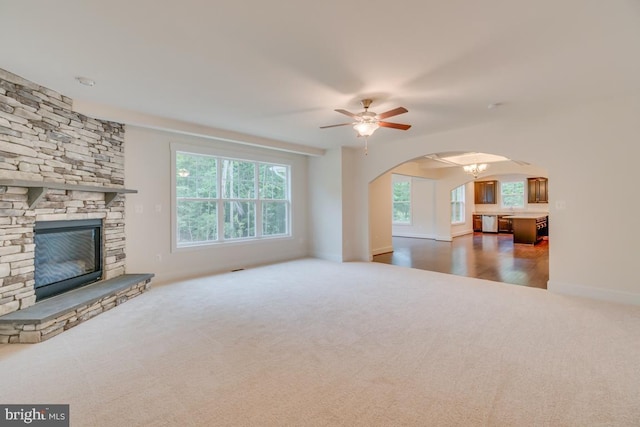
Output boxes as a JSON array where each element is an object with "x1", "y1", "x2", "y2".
[{"x1": 368, "y1": 151, "x2": 550, "y2": 288}]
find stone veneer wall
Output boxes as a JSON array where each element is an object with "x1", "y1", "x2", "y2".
[{"x1": 0, "y1": 68, "x2": 127, "y2": 317}]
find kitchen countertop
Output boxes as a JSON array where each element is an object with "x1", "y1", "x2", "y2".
[
  {"x1": 501, "y1": 214, "x2": 549, "y2": 219},
  {"x1": 474, "y1": 212, "x2": 548, "y2": 217}
]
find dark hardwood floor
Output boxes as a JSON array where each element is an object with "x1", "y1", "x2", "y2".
[{"x1": 372, "y1": 233, "x2": 549, "y2": 289}]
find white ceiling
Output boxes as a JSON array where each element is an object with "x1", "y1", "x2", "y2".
[
  {"x1": 419, "y1": 152, "x2": 512, "y2": 169},
  {"x1": 2, "y1": 1, "x2": 639, "y2": 152}
]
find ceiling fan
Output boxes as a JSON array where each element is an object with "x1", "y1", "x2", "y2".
[{"x1": 320, "y1": 99, "x2": 411, "y2": 138}]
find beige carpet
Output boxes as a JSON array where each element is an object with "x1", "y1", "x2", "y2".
[{"x1": 1, "y1": 258, "x2": 639, "y2": 426}]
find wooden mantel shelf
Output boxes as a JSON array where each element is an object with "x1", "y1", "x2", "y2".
[{"x1": 0, "y1": 179, "x2": 137, "y2": 208}]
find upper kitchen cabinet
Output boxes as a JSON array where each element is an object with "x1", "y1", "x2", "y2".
[
  {"x1": 474, "y1": 180, "x2": 497, "y2": 204},
  {"x1": 528, "y1": 177, "x2": 548, "y2": 203}
]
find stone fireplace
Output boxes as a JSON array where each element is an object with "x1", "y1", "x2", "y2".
[{"x1": 0, "y1": 69, "x2": 152, "y2": 343}]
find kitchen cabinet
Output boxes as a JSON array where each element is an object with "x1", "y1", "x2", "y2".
[
  {"x1": 498, "y1": 215, "x2": 513, "y2": 233},
  {"x1": 474, "y1": 180, "x2": 497, "y2": 204},
  {"x1": 528, "y1": 178, "x2": 548, "y2": 203},
  {"x1": 473, "y1": 215, "x2": 483, "y2": 232}
]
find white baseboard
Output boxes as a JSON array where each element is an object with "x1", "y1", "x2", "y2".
[
  {"x1": 392, "y1": 232, "x2": 436, "y2": 239},
  {"x1": 435, "y1": 235, "x2": 452, "y2": 242},
  {"x1": 548, "y1": 280, "x2": 640, "y2": 306},
  {"x1": 311, "y1": 251, "x2": 343, "y2": 263},
  {"x1": 371, "y1": 245, "x2": 394, "y2": 256},
  {"x1": 451, "y1": 229, "x2": 474, "y2": 238}
]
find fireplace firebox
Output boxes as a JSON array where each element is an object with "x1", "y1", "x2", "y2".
[{"x1": 34, "y1": 219, "x2": 103, "y2": 301}]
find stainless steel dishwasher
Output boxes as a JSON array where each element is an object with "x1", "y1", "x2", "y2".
[{"x1": 482, "y1": 215, "x2": 498, "y2": 233}]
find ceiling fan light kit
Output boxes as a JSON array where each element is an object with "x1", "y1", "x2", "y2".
[
  {"x1": 353, "y1": 121, "x2": 379, "y2": 137},
  {"x1": 320, "y1": 99, "x2": 411, "y2": 153}
]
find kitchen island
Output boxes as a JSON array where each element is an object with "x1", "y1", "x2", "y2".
[{"x1": 502, "y1": 214, "x2": 548, "y2": 244}]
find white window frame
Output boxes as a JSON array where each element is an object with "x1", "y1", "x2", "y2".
[
  {"x1": 500, "y1": 180, "x2": 525, "y2": 209},
  {"x1": 171, "y1": 144, "x2": 292, "y2": 251},
  {"x1": 451, "y1": 184, "x2": 465, "y2": 225}
]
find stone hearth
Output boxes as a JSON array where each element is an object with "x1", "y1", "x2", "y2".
[{"x1": 0, "y1": 274, "x2": 153, "y2": 343}]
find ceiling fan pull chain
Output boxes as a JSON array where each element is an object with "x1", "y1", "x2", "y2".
[{"x1": 364, "y1": 137, "x2": 368, "y2": 155}]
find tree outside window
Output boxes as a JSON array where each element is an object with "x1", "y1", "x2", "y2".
[
  {"x1": 260, "y1": 164, "x2": 289, "y2": 236},
  {"x1": 176, "y1": 152, "x2": 218, "y2": 245},
  {"x1": 222, "y1": 160, "x2": 257, "y2": 239},
  {"x1": 175, "y1": 151, "x2": 290, "y2": 247},
  {"x1": 393, "y1": 177, "x2": 411, "y2": 224},
  {"x1": 501, "y1": 181, "x2": 525, "y2": 208}
]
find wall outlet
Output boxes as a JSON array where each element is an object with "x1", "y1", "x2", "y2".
[
  {"x1": 134, "y1": 204, "x2": 143, "y2": 214},
  {"x1": 155, "y1": 254, "x2": 162, "y2": 262},
  {"x1": 155, "y1": 204, "x2": 162, "y2": 213}
]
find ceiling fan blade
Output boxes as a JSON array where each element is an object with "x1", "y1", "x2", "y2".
[
  {"x1": 320, "y1": 122, "x2": 353, "y2": 129},
  {"x1": 334, "y1": 109, "x2": 359, "y2": 119},
  {"x1": 379, "y1": 121, "x2": 411, "y2": 130},
  {"x1": 377, "y1": 107, "x2": 408, "y2": 120}
]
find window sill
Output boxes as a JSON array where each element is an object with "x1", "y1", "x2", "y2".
[{"x1": 173, "y1": 234, "x2": 294, "y2": 252}]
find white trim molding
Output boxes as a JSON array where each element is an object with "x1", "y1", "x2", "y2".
[
  {"x1": 548, "y1": 280, "x2": 640, "y2": 306},
  {"x1": 312, "y1": 251, "x2": 344, "y2": 263},
  {"x1": 392, "y1": 232, "x2": 437, "y2": 240},
  {"x1": 73, "y1": 99, "x2": 325, "y2": 157},
  {"x1": 371, "y1": 246, "x2": 394, "y2": 256},
  {"x1": 451, "y1": 229, "x2": 474, "y2": 238}
]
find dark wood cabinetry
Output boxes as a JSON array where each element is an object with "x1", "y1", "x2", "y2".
[
  {"x1": 528, "y1": 178, "x2": 548, "y2": 203},
  {"x1": 512, "y1": 216, "x2": 548, "y2": 244},
  {"x1": 473, "y1": 215, "x2": 483, "y2": 232},
  {"x1": 498, "y1": 215, "x2": 513, "y2": 233},
  {"x1": 474, "y1": 180, "x2": 497, "y2": 204}
]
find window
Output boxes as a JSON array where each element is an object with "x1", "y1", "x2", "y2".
[
  {"x1": 451, "y1": 184, "x2": 465, "y2": 224},
  {"x1": 392, "y1": 176, "x2": 411, "y2": 224},
  {"x1": 259, "y1": 163, "x2": 289, "y2": 236},
  {"x1": 501, "y1": 181, "x2": 525, "y2": 208},
  {"x1": 175, "y1": 151, "x2": 290, "y2": 248},
  {"x1": 176, "y1": 152, "x2": 218, "y2": 244}
]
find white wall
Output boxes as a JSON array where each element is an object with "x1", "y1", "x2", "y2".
[
  {"x1": 124, "y1": 126, "x2": 310, "y2": 284},
  {"x1": 451, "y1": 181, "x2": 474, "y2": 238},
  {"x1": 368, "y1": 172, "x2": 392, "y2": 255},
  {"x1": 122, "y1": 91, "x2": 640, "y2": 305},
  {"x1": 391, "y1": 175, "x2": 436, "y2": 239},
  {"x1": 341, "y1": 147, "x2": 366, "y2": 261},
  {"x1": 341, "y1": 93, "x2": 640, "y2": 304},
  {"x1": 308, "y1": 148, "x2": 343, "y2": 262}
]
